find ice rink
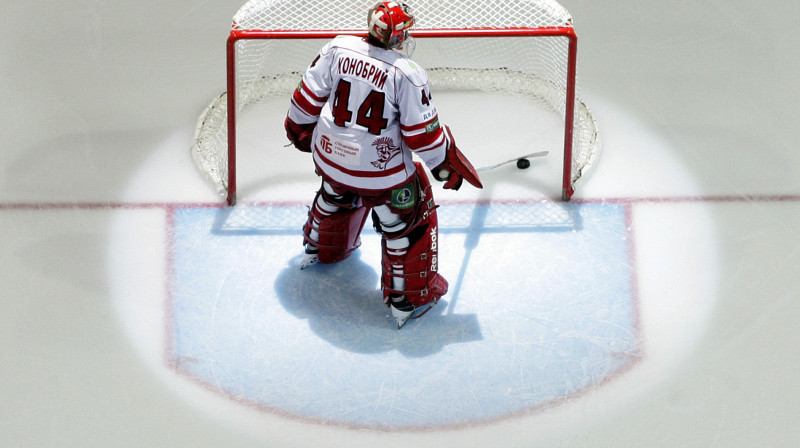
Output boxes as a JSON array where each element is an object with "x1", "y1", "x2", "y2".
[{"x1": 2, "y1": 1, "x2": 799, "y2": 447}]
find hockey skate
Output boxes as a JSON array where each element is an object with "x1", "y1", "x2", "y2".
[
  {"x1": 389, "y1": 295, "x2": 440, "y2": 329},
  {"x1": 389, "y1": 296, "x2": 416, "y2": 329},
  {"x1": 299, "y1": 245, "x2": 319, "y2": 270}
]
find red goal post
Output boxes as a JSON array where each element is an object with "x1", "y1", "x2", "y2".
[{"x1": 192, "y1": 0, "x2": 600, "y2": 205}]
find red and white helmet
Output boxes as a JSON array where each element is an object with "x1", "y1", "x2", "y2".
[{"x1": 367, "y1": 1, "x2": 415, "y2": 49}]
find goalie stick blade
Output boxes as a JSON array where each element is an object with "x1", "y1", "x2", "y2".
[{"x1": 477, "y1": 151, "x2": 549, "y2": 172}]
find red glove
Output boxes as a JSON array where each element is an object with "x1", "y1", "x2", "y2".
[{"x1": 285, "y1": 116, "x2": 316, "y2": 153}]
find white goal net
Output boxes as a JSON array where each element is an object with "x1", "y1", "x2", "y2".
[{"x1": 192, "y1": 0, "x2": 600, "y2": 205}]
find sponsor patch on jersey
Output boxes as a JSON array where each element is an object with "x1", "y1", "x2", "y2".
[
  {"x1": 320, "y1": 134, "x2": 361, "y2": 166},
  {"x1": 391, "y1": 181, "x2": 416, "y2": 210},
  {"x1": 425, "y1": 118, "x2": 440, "y2": 133}
]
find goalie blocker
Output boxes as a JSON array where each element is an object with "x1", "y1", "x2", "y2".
[{"x1": 431, "y1": 125, "x2": 483, "y2": 190}]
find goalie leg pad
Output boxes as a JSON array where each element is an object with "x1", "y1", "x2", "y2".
[
  {"x1": 379, "y1": 221, "x2": 448, "y2": 307},
  {"x1": 374, "y1": 164, "x2": 448, "y2": 307},
  {"x1": 303, "y1": 181, "x2": 369, "y2": 264}
]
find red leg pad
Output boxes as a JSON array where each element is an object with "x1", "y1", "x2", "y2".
[
  {"x1": 303, "y1": 202, "x2": 369, "y2": 264},
  {"x1": 380, "y1": 163, "x2": 449, "y2": 306},
  {"x1": 381, "y1": 222, "x2": 449, "y2": 307}
]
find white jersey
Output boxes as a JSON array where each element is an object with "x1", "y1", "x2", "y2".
[{"x1": 287, "y1": 35, "x2": 447, "y2": 192}]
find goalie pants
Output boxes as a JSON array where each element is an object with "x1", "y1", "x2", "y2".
[{"x1": 303, "y1": 163, "x2": 448, "y2": 307}]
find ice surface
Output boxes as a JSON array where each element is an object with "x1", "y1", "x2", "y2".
[{"x1": 2, "y1": 1, "x2": 799, "y2": 447}]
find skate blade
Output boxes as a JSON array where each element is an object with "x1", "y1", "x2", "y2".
[
  {"x1": 394, "y1": 300, "x2": 440, "y2": 329},
  {"x1": 391, "y1": 306, "x2": 414, "y2": 330},
  {"x1": 299, "y1": 253, "x2": 318, "y2": 270}
]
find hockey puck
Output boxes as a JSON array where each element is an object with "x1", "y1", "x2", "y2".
[{"x1": 516, "y1": 158, "x2": 531, "y2": 169}]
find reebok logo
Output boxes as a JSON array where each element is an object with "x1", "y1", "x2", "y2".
[{"x1": 429, "y1": 226, "x2": 438, "y2": 272}]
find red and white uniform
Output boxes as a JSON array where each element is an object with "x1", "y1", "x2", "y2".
[{"x1": 287, "y1": 35, "x2": 446, "y2": 192}]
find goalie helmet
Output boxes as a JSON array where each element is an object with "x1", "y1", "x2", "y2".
[{"x1": 367, "y1": 1, "x2": 415, "y2": 50}]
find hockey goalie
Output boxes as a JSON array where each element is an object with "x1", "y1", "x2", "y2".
[{"x1": 284, "y1": 1, "x2": 482, "y2": 328}]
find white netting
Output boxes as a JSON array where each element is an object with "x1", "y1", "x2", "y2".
[
  {"x1": 191, "y1": 0, "x2": 599, "y2": 202},
  {"x1": 232, "y1": 0, "x2": 572, "y2": 31},
  {"x1": 210, "y1": 201, "x2": 581, "y2": 235}
]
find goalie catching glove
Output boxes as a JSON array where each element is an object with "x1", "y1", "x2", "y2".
[
  {"x1": 284, "y1": 116, "x2": 316, "y2": 153},
  {"x1": 431, "y1": 125, "x2": 483, "y2": 190}
]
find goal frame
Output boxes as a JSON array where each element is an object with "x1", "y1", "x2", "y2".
[{"x1": 224, "y1": 27, "x2": 579, "y2": 206}]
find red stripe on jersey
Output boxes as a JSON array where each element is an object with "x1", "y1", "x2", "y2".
[
  {"x1": 403, "y1": 127, "x2": 444, "y2": 151},
  {"x1": 291, "y1": 89, "x2": 323, "y2": 117},
  {"x1": 300, "y1": 81, "x2": 328, "y2": 103},
  {"x1": 400, "y1": 115, "x2": 439, "y2": 133},
  {"x1": 290, "y1": 99, "x2": 318, "y2": 119},
  {"x1": 315, "y1": 147, "x2": 406, "y2": 178},
  {"x1": 414, "y1": 143, "x2": 445, "y2": 154}
]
